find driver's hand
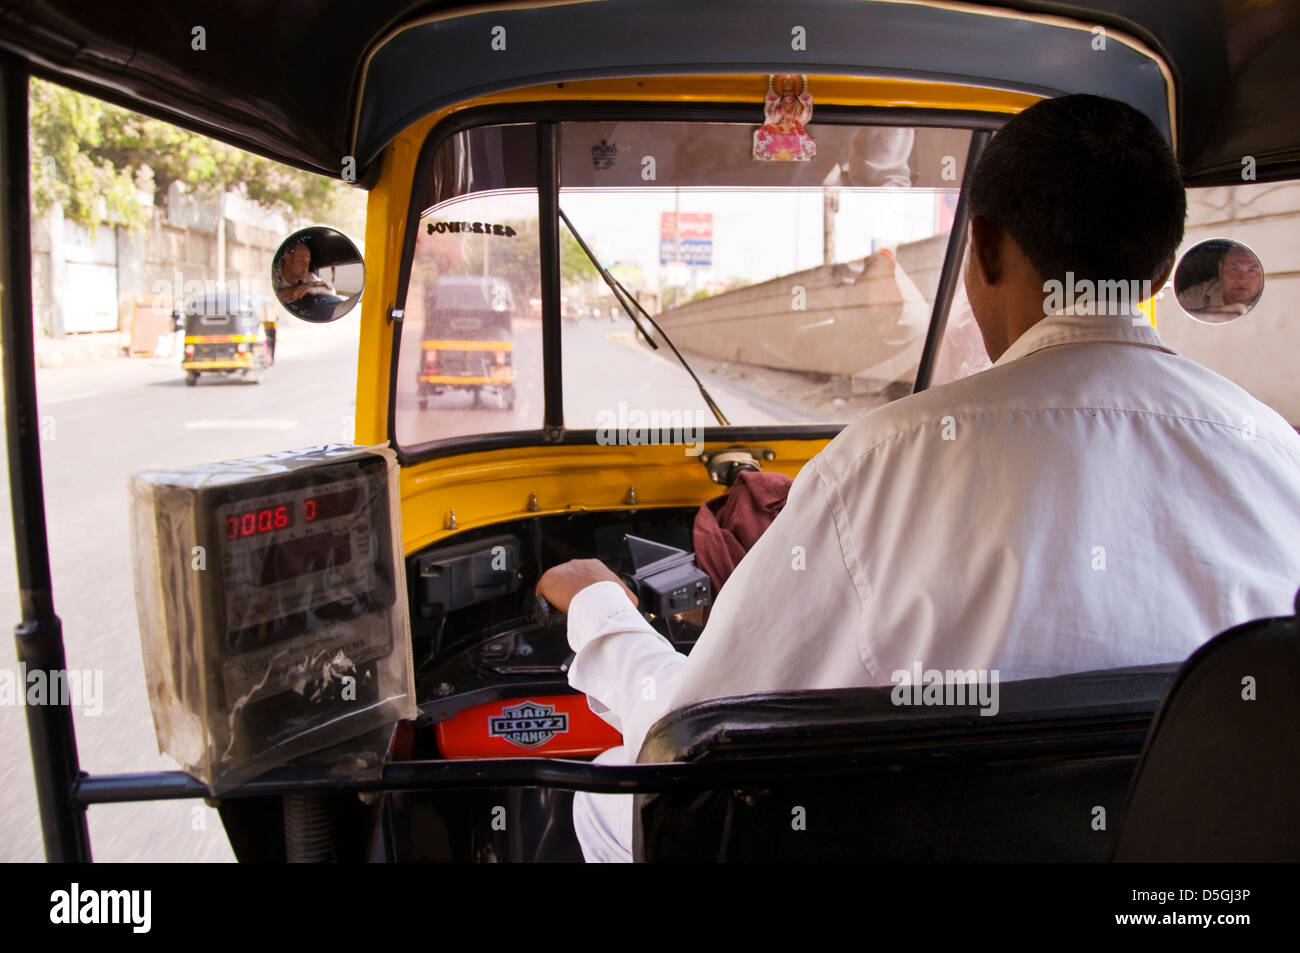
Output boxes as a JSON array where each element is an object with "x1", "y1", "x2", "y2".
[
  {"x1": 291, "y1": 282, "x2": 333, "y2": 301},
  {"x1": 536, "y1": 559, "x2": 637, "y2": 614}
]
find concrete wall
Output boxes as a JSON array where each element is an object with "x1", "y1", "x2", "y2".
[
  {"x1": 655, "y1": 180, "x2": 1300, "y2": 424},
  {"x1": 655, "y1": 231, "x2": 949, "y2": 381},
  {"x1": 1154, "y1": 182, "x2": 1300, "y2": 424},
  {"x1": 32, "y1": 184, "x2": 289, "y2": 336}
]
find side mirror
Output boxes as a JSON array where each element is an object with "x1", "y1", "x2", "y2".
[
  {"x1": 1173, "y1": 239, "x2": 1264, "y2": 325},
  {"x1": 272, "y1": 226, "x2": 365, "y2": 323}
]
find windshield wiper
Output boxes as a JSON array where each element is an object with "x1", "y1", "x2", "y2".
[{"x1": 558, "y1": 208, "x2": 731, "y2": 427}]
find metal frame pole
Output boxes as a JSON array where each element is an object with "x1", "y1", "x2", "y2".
[{"x1": 0, "y1": 53, "x2": 92, "y2": 862}]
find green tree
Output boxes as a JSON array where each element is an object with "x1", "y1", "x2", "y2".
[
  {"x1": 560, "y1": 225, "x2": 599, "y2": 283},
  {"x1": 28, "y1": 78, "x2": 350, "y2": 231},
  {"x1": 458, "y1": 217, "x2": 602, "y2": 306}
]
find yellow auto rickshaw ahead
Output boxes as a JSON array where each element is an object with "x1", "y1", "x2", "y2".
[
  {"x1": 417, "y1": 275, "x2": 516, "y2": 411},
  {"x1": 180, "y1": 292, "x2": 276, "y2": 386}
]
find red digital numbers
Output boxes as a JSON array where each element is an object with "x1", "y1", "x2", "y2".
[
  {"x1": 303, "y1": 499, "x2": 317, "y2": 522},
  {"x1": 226, "y1": 504, "x2": 292, "y2": 540}
]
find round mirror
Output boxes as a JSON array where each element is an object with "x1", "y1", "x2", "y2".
[
  {"x1": 272, "y1": 226, "x2": 365, "y2": 323},
  {"x1": 1173, "y1": 239, "x2": 1264, "y2": 325}
]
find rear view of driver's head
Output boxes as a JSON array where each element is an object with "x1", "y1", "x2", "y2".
[{"x1": 963, "y1": 94, "x2": 1187, "y2": 357}]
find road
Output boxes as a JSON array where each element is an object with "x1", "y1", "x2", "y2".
[
  {"x1": 0, "y1": 312, "x2": 843, "y2": 861},
  {"x1": 0, "y1": 315, "x2": 360, "y2": 862},
  {"x1": 392, "y1": 314, "x2": 824, "y2": 448}
]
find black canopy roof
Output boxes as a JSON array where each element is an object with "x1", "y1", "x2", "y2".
[{"x1": 0, "y1": 0, "x2": 1297, "y2": 187}]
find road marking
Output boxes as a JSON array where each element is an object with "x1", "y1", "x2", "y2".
[
  {"x1": 41, "y1": 391, "x2": 101, "y2": 405},
  {"x1": 184, "y1": 419, "x2": 299, "y2": 431}
]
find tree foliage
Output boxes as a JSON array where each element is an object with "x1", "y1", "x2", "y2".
[
  {"x1": 28, "y1": 78, "x2": 347, "y2": 230},
  {"x1": 454, "y1": 217, "x2": 601, "y2": 305}
]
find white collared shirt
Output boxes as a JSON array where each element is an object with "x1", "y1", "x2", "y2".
[{"x1": 565, "y1": 309, "x2": 1300, "y2": 861}]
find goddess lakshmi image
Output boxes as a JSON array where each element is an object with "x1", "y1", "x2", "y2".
[{"x1": 753, "y1": 73, "x2": 817, "y2": 161}]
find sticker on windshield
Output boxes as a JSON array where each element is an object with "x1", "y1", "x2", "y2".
[
  {"x1": 754, "y1": 73, "x2": 817, "y2": 161},
  {"x1": 426, "y1": 221, "x2": 517, "y2": 237},
  {"x1": 591, "y1": 138, "x2": 618, "y2": 170}
]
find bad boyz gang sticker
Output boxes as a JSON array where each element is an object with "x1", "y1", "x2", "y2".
[{"x1": 488, "y1": 699, "x2": 569, "y2": 748}]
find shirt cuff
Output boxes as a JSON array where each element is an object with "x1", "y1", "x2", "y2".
[{"x1": 565, "y1": 580, "x2": 648, "y2": 652}]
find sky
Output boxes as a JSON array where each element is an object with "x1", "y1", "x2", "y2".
[{"x1": 423, "y1": 186, "x2": 955, "y2": 293}]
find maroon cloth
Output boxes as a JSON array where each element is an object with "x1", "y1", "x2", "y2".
[{"x1": 692, "y1": 469, "x2": 794, "y2": 596}]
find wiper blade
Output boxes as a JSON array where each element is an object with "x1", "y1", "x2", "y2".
[
  {"x1": 558, "y1": 207, "x2": 731, "y2": 427},
  {"x1": 558, "y1": 207, "x2": 657, "y2": 350}
]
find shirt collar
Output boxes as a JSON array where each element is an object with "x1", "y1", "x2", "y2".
[{"x1": 992, "y1": 307, "x2": 1175, "y2": 369}]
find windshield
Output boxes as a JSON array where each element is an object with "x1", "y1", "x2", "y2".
[{"x1": 394, "y1": 118, "x2": 971, "y2": 450}]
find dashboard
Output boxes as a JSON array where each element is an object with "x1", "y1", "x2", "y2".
[{"x1": 404, "y1": 508, "x2": 711, "y2": 758}]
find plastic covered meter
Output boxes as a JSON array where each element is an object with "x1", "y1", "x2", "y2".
[{"x1": 129, "y1": 444, "x2": 417, "y2": 794}]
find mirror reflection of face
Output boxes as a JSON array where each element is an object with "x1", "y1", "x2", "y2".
[
  {"x1": 1218, "y1": 245, "x2": 1263, "y2": 305},
  {"x1": 1174, "y1": 239, "x2": 1264, "y2": 325},
  {"x1": 283, "y1": 241, "x2": 311, "y2": 282},
  {"x1": 273, "y1": 227, "x2": 365, "y2": 323}
]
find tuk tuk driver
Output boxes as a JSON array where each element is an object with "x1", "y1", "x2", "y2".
[
  {"x1": 1177, "y1": 244, "x2": 1264, "y2": 321},
  {"x1": 273, "y1": 237, "x2": 335, "y2": 308},
  {"x1": 537, "y1": 94, "x2": 1300, "y2": 862}
]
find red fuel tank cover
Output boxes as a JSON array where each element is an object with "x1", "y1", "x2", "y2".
[{"x1": 435, "y1": 693, "x2": 622, "y2": 759}]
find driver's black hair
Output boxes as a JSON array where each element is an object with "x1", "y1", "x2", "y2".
[{"x1": 968, "y1": 94, "x2": 1186, "y2": 286}]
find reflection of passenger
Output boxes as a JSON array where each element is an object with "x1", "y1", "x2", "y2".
[
  {"x1": 846, "y1": 128, "x2": 915, "y2": 187},
  {"x1": 1177, "y1": 245, "x2": 1263, "y2": 321},
  {"x1": 274, "y1": 238, "x2": 336, "y2": 311},
  {"x1": 753, "y1": 73, "x2": 817, "y2": 161}
]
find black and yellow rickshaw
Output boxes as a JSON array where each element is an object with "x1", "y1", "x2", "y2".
[
  {"x1": 416, "y1": 275, "x2": 516, "y2": 410},
  {"x1": 2, "y1": 0, "x2": 1299, "y2": 877},
  {"x1": 180, "y1": 292, "x2": 275, "y2": 386}
]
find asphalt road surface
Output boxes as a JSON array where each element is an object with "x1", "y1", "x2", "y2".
[
  {"x1": 0, "y1": 315, "x2": 361, "y2": 862},
  {"x1": 392, "y1": 315, "x2": 800, "y2": 447},
  {"x1": 0, "y1": 313, "x2": 834, "y2": 861}
]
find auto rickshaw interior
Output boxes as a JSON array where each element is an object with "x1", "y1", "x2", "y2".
[
  {"x1": 329, "y1": 75, "x2": 1103, "y2": 862},
  {"x1": 4, "y1": 0, "x2": 1299, "y2": 865},
  {"x1": 387, "y1": 84, "x2": 990, "y2": 710}
]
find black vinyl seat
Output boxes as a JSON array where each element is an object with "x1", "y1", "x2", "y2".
[
  {"x1": 1113, "y1": 591, "x2": 1300, "y2": 862},
  {"x1": 634, "y1": 663, "x2": 1179, "y2": 861}
]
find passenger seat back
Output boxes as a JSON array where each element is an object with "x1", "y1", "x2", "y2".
[
  {"x1": 1114, "y1": 593, "x2": 1300, "y2": 861},
  {"x1": 634, "y1": 665, "x2": 1178, "y2": 861}
]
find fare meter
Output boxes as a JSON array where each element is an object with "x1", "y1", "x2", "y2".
[{"x1": 130, "y1": 444, "x2": 417, "y2": 794}]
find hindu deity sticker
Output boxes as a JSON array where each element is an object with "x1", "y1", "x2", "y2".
[{"x1": 753, "y1": 73, "x2": 817, "y2": 161}]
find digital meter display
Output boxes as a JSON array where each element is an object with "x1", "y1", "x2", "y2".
[
  {"x1": 226, "y1": 504, "x2": 295, "y2": 539},
  {"x1": 256, "y1": 530, "x2": 352, "y2": 586},
  {"x1": 223, "y1": 487, "x2": 362, "y2": 541},
  {"x1": 213, "y1": 468, "x2": 388, "y2": 646},
  {"x1": 303, "y1": 487, "x2": 361, "y2": 523}
]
